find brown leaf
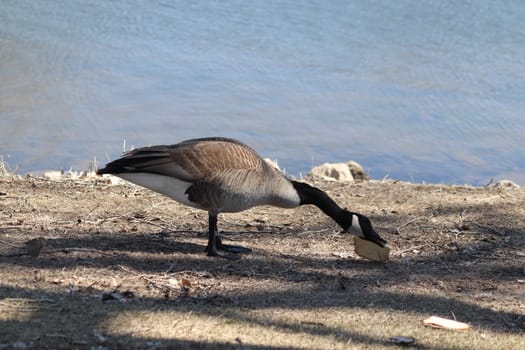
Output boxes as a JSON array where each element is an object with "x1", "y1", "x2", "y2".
[{"x1": 180, "y1": 278, "x2": 192, "y2": 288}]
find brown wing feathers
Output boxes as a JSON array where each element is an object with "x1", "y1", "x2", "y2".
[{"x1": 97, "y1": 138, "x2": 265, "y2": 181}]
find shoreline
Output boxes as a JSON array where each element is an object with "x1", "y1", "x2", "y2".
[
  {"x1": 1, "y1": 160, "x2": 521, "y2": 190},
  {"x1": 2, "y1": 155, "x2": 523, "y2": 188}
]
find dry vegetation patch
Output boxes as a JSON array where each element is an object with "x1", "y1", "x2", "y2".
[{"x1": 1, "y1": 174, "x2": 524, "y2": 349}]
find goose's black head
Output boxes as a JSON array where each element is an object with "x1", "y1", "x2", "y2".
[{"x1": 344, "y1": 211, "x2": 387, "y2": 247}]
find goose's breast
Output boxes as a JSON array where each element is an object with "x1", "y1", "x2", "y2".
[{"x1": 185, "y1": 180, "x2": 269, "y2": 213}]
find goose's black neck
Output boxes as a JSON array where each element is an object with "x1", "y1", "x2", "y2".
[{"x1": 291, "y1": 181, "x2": 351, "y2": 230}]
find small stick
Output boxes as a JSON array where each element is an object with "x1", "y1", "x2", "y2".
[
  {"x1": 392, "y1": 244, "x2": 431, "y2": 256},
  {"x1": 469, "y1": 222, "x2": 507, "y2": 236},
  {"x1": 395, "y1": 216, "x2": 425, "y2": 235},
  {"x1": 0, "y1": 239, "x2": 23, "y2": 248},
  {"x1": 0, "y1": 247, "x2": 118, "y2": 258}
]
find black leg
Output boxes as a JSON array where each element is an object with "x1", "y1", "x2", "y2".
[
  {"x1": 205, "y1": 214, "x2": 219, "y2": 256},
  {"x1": 204, "y1": 213, "x2": 251, "y2": 259}
]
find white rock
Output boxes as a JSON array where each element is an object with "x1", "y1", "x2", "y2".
[
  {"x1": 347, "y1": 161, "x2": 369, "y2": 181},
  {"x1": 99, "y1": 174, "x2": 125, "y2": 185},
  {"x1": 309, "y1": 163, "x2": 354, "y2": 182},
  {"x1": 492, "y1": 180, "x2": 520, "y2": 189},
  {"x1": 43, "y1": 170, "x2": 64, "y2": 180}
]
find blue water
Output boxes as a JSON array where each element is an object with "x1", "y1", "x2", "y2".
[{"x1": 1, "y1": 0, "x2": 524, "y2": 185}]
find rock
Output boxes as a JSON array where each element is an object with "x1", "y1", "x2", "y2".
[
  {"x1": 309, "y1": 163, "x2": 354, "y2": 182},
  {"x1": 347, "y1": 161, "x2": 370, "y2": 181},
  {"x1": 44, "y1": 170, "x2": 97, "y2": 181},
  {"x1": 43, "y1": 170, "x2": 64, "y2": 180},
  {"x1": 102, "y1": 174, "x2": 125, "y2": 185},
  {"x1": 492, "y1": 180, "x2": 520, "y2": 189}
]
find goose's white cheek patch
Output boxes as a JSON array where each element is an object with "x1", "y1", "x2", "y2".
[{"x1": 351, "y1": 214, "x2": 364, "y2": 237}]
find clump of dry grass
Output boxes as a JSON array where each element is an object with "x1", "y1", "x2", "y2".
[{"x1": 0, "y1": 156, "x2": 13, "y2": 176}]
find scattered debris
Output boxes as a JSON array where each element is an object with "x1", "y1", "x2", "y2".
[
  {"x1": 180, "y1": 278, "x2": 192, "y2": 289},
  {"x1": 332, "y1": 251, "x2": 353, "y2": 259},
  {"x1": 300, "y1": 321, "x2": 326, "y2": 328},
  {"x1": 168, "y1": 278, "x2": 180, "y2": 288}
]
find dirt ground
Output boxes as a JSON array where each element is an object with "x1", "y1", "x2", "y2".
[{"x1": 0, "y1": 173, "x2": 524, "y2": 349}]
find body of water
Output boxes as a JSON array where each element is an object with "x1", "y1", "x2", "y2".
[{"x1": 1, "y1": 0, "x2": 524, "y2": 185}]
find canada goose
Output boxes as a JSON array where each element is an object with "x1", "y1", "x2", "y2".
[{"x1": 97, "y1": 137, "x2": 386, "y2": 259}]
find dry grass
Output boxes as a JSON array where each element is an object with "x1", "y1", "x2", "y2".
[{"x1": 0, "y1": 174, "x2": 524, "y2": 349}]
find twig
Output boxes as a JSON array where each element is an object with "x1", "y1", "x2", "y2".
[
  {"x1": 0, "y1": 247, "x2": 118, "y2": 258},
  {"x1": 469, "y1": 222, "x2": 508, "y2": 236},
  {"x1": 118, "y1": 265, "x2": 181, "y2": 292},
  {"x1": 46, "y1": 247, "x2": 118, "y2": 257},
  {"x1": 0, "y1": 298, "x2": 58, "y2": 312},
  {"x1": 0, "y1": 297, "x2": 55, "y2": 303},
  {"x1": 0, "y1": 252, "x2": 28, "y2": 258},
  {"x1": 300, "y1": 228, "x2": 331, "y2": 235},
  {"x1": 0, "y1": 239, "x2": 23, "y2": 248},
  {"x1": 395, "y1": 216, "x2": 425, "y2": 235},
  {"x1": 500, "y1": 316, "x2": 519, "y2": 329},
  {"x1": 45, "y1": 333, "x2": 88, "y2": 345},
  {"x1": 392, "y1": 244, "x2": 432, "y2": 256}
]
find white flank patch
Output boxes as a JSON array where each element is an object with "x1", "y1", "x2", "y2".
[{"x1": 117, "y1": 173, "x2": 200, "y2": 209}]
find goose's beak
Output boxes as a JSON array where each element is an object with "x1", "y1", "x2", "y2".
[{"x1": 363, "y1": 229, "x2": 387, "y2": 248}]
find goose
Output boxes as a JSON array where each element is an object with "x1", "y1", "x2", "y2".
[{"x1": 97, "y1": 137, "x2": 386, "y2": 259}]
